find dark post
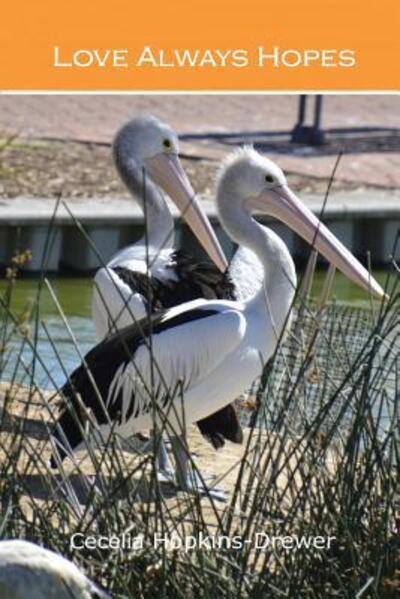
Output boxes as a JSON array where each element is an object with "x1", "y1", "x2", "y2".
[{"x1": 291, "y1": 95, "x2": 325, "y2": 145}]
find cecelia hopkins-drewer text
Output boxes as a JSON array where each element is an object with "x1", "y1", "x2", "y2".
[{"x1": 70, "y1": 532, "x2": 337, "y2": 552}]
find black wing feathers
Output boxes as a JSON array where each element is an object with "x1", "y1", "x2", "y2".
[
  {"x1": 51, "y1": 308, "x2": 218, "y2": 464},
  {"x1": 113, "y1": 250, "x2": 236, "y2": 312},
  {"x1": 196, "y1": 404, "x2": 243, "y2": 449},
  {"x1": 113, "y1": 252, "x2": 242, "y2": 450}
]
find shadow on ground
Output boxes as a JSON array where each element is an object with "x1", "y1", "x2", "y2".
[{"x1": 181, "y1": 126, "x2": 400, "y2": 157}]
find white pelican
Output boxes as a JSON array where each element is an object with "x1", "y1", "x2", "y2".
[
  {"x1": 0, "y1": 540, "x2": 110, "y2": 599},
  {"x1": 91, "y1": 115, "x2": 244, "y2": 477},
  {"x1": 51, "y1": 148, "x2": 385, "y2": 497},
  {"x1": 92, "y1": 115, "x2": 229, "y2": 339}
]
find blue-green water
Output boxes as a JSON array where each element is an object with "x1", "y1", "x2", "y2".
[
  {"x1": 1, "y1": 278, "x2": 95, "y2": 390},
  {"x1": 1, "y1": 270, "x2": 392, "y2": 317},
  {"x1": 0, "y1": 271, "x2": 394, "y2": 390}
]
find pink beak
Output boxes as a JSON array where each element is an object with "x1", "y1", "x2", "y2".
[
  {"x1": 252, "y1": 185, "x2": 386, "y2": 299},
  {"x1": 145, "y1": 152, "x2": 228, "y2": 272}
]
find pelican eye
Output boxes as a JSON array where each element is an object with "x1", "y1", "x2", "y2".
[
  {"x1": 265, "y1": 174, "x2": 274, "y2": 183},
  {"x1": 163, "y1": 138, "x2": 171, "y2": 149}
]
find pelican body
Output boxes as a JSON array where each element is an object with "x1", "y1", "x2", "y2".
[
  {"x1": 91, "y1": 116, "x2": 243, "y2": 468},
  {"x1": 0, "y1": 540, "x2": 110, "y2": 599},
  {"x1": 52, "y1": 148, "x2": 385, "y2": 495}
]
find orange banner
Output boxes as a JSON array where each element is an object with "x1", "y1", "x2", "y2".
[{"x1": 1, "y1": 0, "x2": 399, "y2": 90}]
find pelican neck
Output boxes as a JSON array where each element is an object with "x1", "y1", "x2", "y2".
[
  {"x1": 116, "y1": 153, "x2": 175, "y2": 254},
  {"x1": 219, "y1": 198, "x2": 297, "y2": 336}
]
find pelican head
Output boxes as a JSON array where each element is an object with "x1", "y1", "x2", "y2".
[
  {"x1": 113, "y1": 115, "x2": 228, "y2": 271},
  {"x1": 113, "y1": 114, "x2": 179, "y2": 167},
  {"x1": 218, "y1": 147, "x2": 386, "y2": 299}
]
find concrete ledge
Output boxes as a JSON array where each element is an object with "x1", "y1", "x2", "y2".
[
  {"x1": 1, "y1": 190, "x2": 400, "y2": 226},
  {"x1": 1, "y1": 190, "x2": 399, "y2": 271}
]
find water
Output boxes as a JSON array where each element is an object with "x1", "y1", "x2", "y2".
[
  {"x1": 1, "y1": 278, "x2": 96, "y2": 390},
  {"x1": 0, "y1": 270, "x2": 394, "y2": 391}
]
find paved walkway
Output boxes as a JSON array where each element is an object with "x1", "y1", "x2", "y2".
[{"x1": 0, "y1": 94, "x2": 399, "y2": 188}]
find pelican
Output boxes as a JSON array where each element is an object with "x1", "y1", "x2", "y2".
[
  {"x1": 92, "y1": 115, "x2": 230, "y2": 338},
  {"x1": 52, "y1": 148, "x2": 385, "y2": 497},
  {"x1": 0, "y1": 540, "x2": 110, "y2": 599},
  {"x1": 91, "y1": 115, "x2": 244, "y2": 479}
]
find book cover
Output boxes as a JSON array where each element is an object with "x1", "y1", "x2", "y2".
[{"x1": 0, "y1": 2, "x2": 398, "y2": 597}]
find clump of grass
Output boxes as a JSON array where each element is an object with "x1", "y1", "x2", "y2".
[
  {"x1": 0, "y1": 155, "x2": 399, "y2": 597},
  {"x1": 0, "y1": 231, "x2": 398, "y2": 598},
  {"x1": 0, "y1": 132, "x2": 19, "y2": 176}
]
